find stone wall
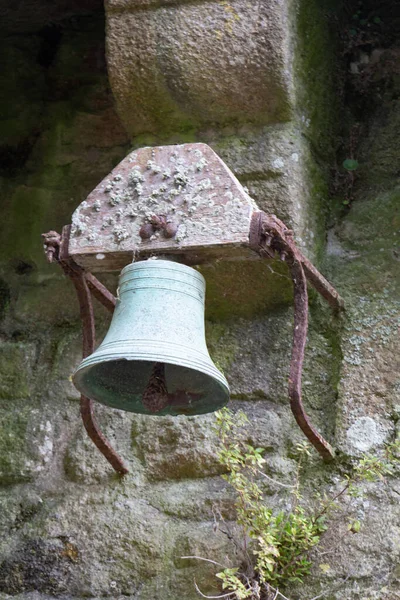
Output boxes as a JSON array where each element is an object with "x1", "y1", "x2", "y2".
[{"x1": 0, "y1": 0, "x2": 399, "y2": 599}]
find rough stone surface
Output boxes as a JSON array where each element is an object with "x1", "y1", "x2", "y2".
[
  {"x1": 291, "y1": 30, "x2": 400, "y2": 598},
  {"x1": 106, "y1": 0, "x2": 293, "y2": 135},
  {"x1": 346, "y1": 416, "x2": 389, "y2": 453},
  {"x1": 209, "y1": 124, "x2": 328, "y2": 256}
]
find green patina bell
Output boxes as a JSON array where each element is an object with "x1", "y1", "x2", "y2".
[{"x1": 72, "y1": 259, "x2": 229, "y2": 416}]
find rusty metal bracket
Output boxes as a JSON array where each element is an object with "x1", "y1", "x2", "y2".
[
  {"x1": 44, "y1": 211, "x2": 343, "y2": 467},
  {"x1": 250, "y1": 212, "x2": 344, "y2": 461},
  {"x1": 249, "y1": 212, "x2": 344, "y2": 311},
  {"x1": 41, "y1": 141, "x2": 344, "y2": 468},
  {"x1": 42, "y1": 229, "x2": 128, "y2": 475}
]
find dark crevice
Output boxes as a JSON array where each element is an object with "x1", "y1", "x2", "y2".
[
  {"x1": 0, "y1": 279, "x2": 11, "y2": 321},
  {"x1": 12, "y1": 260, "x2": 36, "y2": 276},
  {"x1": 36, "y1": 24, "x2": 63, "y2": 68},
  {"x1": 328, "y1": 0, "x2": 400, "y2": 212},
  {"x1": 340, "y1": 0, "x2": 400, "y2": 118},
  {"x1": 0, "y1": 136, "x2": 40, "y2": 177}
]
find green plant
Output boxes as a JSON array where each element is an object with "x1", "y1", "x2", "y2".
[{"x1": 187, "y1": 408, "x2": 400, "y2": 600}]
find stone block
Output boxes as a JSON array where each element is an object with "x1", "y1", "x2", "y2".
[
  {"x1": 0, "y1": 342, "x2": 35, "y2": 401},
  {"x1": 209, "y1": 125, "x2": 327, "y2": 254},
  {"x1": 106, "y1": 0, "x2": 293, "y2": 136},
  {"x1": 64, "y1": 405, "x2": 139, "y2": 484},
  {"x1": 36, "y1": 490, "x2": 175, "y2": 597},
  {"x1": 0, "y1": 406, "x2": 54, "y2": 485},
  {"x1": 327, "y1": 187, "x2": 400, "y2": 456},
  {"x1": 14, "y1": 277, "x2": 79, "y2": 328},
  {"x1": 0, "y1": 539, "x2": 71, "y2": 596},
  {"x1": 172, "y1": 523, "x2": 236, "y2": 592},
  {"x1": 131, "y1": 413, "x2": 224, "y2": 480},
  {"x1": 147, "y1": 477, "x2": 235, "y2": 520}
]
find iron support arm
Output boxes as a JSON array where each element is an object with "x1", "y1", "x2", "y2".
[
  {"x1": 250, "y1": 212, "x2": 343, "y2": 461},
  {"x1": 42, "y1": 230, "x2": 128, "y2": 475}
]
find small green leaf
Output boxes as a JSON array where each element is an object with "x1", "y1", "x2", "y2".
[
  {"x1": 348, "y1": 520, "x2": 361, "y2": 533},
  {"x1": 319, "y1": 563, "x2": 331, "y2": 573},
  {"x1": 343, "y1": 158, "x2": 359, "y2": 171}
]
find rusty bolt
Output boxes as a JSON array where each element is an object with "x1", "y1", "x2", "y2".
[
  {"x1": 265, "y1": 234, "x2": 273, "y2": 247},
  {"x1": 42, "y1": 231, "x2": 61, "y2": 263},
  {"x1": 149, "y1": 215, "x2": 166, "y2": 229},
  {"x1": 140, "y1": 215, "x2": 178, "y2": 240},
  {"x1": 139, "y1": 223, "x2": 154, "y2": 240},
  {"x1": 163, "y1": 221, "x2": 178, "y2": 238}
]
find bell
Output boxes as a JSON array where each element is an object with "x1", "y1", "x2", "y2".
[{"x1": 72, "y1": 259, "x2": 229, "y2": 416}]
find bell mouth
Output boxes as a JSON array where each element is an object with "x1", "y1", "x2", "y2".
[{"x1": 73, "y1": 358, "x2": 229, "y2": 416}]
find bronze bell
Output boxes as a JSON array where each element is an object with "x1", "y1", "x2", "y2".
[{"x1": 72, "y1": 259, "x2": 229, "y2": 416}]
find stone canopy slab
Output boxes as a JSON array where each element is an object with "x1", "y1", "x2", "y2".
[
  {"x1": 69, "y1": 142, "x2": 257, "y2": 271},
  {"x1": 105, "y1": 0, "x2": 294, "y2": 136}
]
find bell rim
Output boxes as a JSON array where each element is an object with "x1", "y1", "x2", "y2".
[
  {"x1": 73, "y1": 358, "x2": 230, "y2": 416},
  {"x1": 73, "y1": 352, "x2": 230, "y2": 416},
  {"x1": 73, "y1": 337, "x2": 229, "y2": 386},
  {"x1": 73, "y1": 347, "x2": 229, "y2": 393}
]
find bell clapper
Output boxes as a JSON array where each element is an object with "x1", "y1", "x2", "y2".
[{"x1": 142, "y1": 362, "x2": 170, "y2": 413}]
